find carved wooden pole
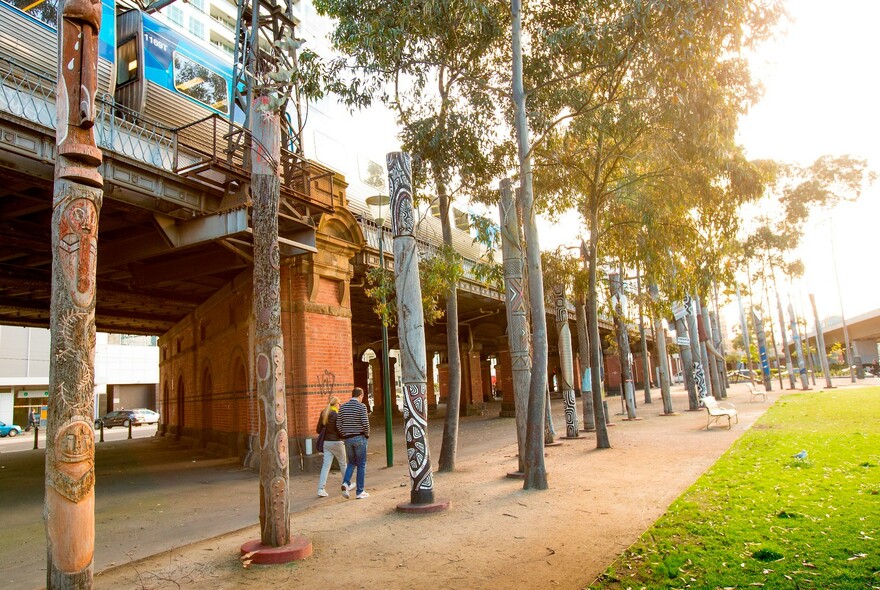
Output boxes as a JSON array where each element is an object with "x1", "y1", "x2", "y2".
[
  {"x1": 47, "y1": 2, "x2": 103, "y2": 587},
  {"x1": 388, "y1": 152, "x2": 446, "y2": 511},
  {"x1": 553, "y1": 284, "x2": 579, "y2": 437},
  {"x1": 672, "y1": 300, "x2": 699, "y2": 410},
  {"x1": 684, "y1": 295, "x2": 707, "y2": 403},
  {"x1": 499, "y1": 179, "x2": 530, "y2": 474},
  {"x1": 251, "y1": 97, "x2": 290, "y2": 547}
]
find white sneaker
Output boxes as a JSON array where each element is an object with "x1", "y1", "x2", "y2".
[
  {"x1": 341, "y1": 483, "x2": 352, "y2": 499},
  {"x1": 317, "y1": 488, "x2": 328, "y2": 497},
  {"x1": 356, "y1": 491, "x2": 369, "y2": 499}
]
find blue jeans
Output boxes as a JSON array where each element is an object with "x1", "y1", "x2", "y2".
[{"x1": 342, "y1": 435, "x2": 368, "y2": 494}]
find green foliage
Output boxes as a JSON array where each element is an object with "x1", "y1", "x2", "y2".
[
  {"x1": 420, "y1": 245, "x2": 464, "y2": 325},
  {"x1": 365, "y1": 266, "x2": 396, "y2": 327},
  {"x1": 591, "y1": 388, "x2": 880, "y2": 589},
  {"x1": 365, "y1": 246, "x2": 464, "y2": 328}
]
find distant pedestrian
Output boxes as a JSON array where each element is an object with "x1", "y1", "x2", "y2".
[
  {"x1": 336, "y1": 387, "x2": 370, "y2": 499},
  {"x1": 315, "y1": 396, "x2": 346, "y2": 498},
  {"x1": 26, "y1": 408, "x2": 37, "y2": 432}
]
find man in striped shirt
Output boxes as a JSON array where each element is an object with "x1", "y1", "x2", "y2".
[{"x1": 336, "y1": 387, "x2": 370, "y2": 499}]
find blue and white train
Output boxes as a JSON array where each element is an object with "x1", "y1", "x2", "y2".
[{"x1": 0, "y1": 0, "x2": 236, "y2": 129}]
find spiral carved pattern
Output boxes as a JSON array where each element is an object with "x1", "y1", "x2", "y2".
[
  {"x1": 403, "y1": 383, "x2": 433, "y2": 491},
  {"x1": 693, "y1": 361, "x2": 707, "y2": 398},
  {"x1": 387, "y1": 152, "x2": 415, "y2": 236}
]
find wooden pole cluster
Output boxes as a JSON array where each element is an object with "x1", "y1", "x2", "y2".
[{"x1": 47, "y1": 2, "x2": 104, "y2": 586}]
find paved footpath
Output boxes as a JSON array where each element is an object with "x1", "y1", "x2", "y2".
[{"x1": 1, "y1": 378, "x2": 869, "y2": 589}]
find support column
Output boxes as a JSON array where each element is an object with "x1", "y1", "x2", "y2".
[{"x1": 553, "y1": 284, "x2": 580, "y2": 438}]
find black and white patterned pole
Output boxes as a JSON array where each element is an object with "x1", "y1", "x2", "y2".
[{"x1": 387, "y1": 152, "x2": 448, "y2": 513}]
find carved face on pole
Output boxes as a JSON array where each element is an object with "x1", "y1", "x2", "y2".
[{"x1": 58, "y1": 198, "x2": 98, "y2": 309}]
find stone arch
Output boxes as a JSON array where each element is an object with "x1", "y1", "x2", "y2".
[
  {"x1": 317, "y1": 207, "x2": 366, "y2": 248},
  {"x1": 228, "y1": 346, "x2": 249, "y2": 457}
]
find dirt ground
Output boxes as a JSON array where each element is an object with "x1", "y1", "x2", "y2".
[{"x1": 91, "y1": 382, "x2": 785, "y2": 590}]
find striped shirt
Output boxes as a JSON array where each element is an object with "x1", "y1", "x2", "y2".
[{"x1": 336, "y1": 398, "x2": 370, "y2": 439}]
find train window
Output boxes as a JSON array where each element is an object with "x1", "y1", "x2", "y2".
[
  {"x1": 172, "y1": 53, "x2": 229, "y2": 114},
  {"x1": 117, "y1": 38, "x2": 139, "y2": 87},
  {"x1": 3, "y1": 0, "x2": 58, "y2": 28}
]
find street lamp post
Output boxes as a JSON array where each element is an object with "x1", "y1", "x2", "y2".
[{"x1": 366, "y1": 195, "x2": 394, "y2": 467}]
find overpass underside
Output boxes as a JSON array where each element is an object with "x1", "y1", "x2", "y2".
[{"x1": 0, "y1": 54, "x2": 645, "y2": 469}]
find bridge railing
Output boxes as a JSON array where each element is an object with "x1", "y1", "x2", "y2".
[
  {"x1": 358, "y1": 217, "x2": 503, "y2": 300},
  {"x1": 0, "y1": 55, "x2": 334, "y2": 211}
]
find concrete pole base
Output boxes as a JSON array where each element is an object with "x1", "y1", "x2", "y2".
[
  {"x1": 559, "y1": 435, "x2": 589, "y2": 440},
  {"x1": 396, "y1": 499, "x2": 450, "y2": 514},
  {"x1": 240, "y1": 536, "x2": 313, "y2": 565},
  {"x1": 506, "y1": 471, "x2": 525, "y2": 479}
]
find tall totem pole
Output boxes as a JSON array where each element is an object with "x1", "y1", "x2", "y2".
[
  {"x1": 499, "y1": 179, "x2": 531, "y2": 474},
  {"x1": 47, "y1": 1, "x2": 103, "y2": 587},
  {"x1": 553, "y1": 284, "x2": 579, "y2": 438},
  {"x1": 388, "y1": 152, "x2": 448, "y2": 512}
]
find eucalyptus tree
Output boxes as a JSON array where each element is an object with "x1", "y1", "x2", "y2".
[
  {"x1": 311, "y1": 0, "x2": 512, "y2": 471},
  {"x1": 527, "y1": 0, "x2": 782, "y2": 425}
]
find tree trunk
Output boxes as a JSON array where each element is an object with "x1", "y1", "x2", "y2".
[
  {"x1": 499, "y1": 179, "x2": 531, "y2": 473},
  {"x1": 636, "y1": 273, "x2": 651, "y2": 404},
  {"x1": 553, "y1": 284, "x2": 578, "y2": 437},
  {"x1": 735, "y1": 286, "x2": 756, "y2": 385},
  {"x1": 775, "y1": 290, "x2": 796, "y2": 390},
  {"x1": 47, "y1": 3, "x2": 104, "y2": 585},
  {"x1": 436, "y1": 178, "x2": 461, "y2": 472},
  {"x1": 609, "y1": 272, "x2": 636, "y2": 419},
  {"x1": 586, "y1": 236, "x2": 611, "y2": 449},
  {"x1": 751, "y1": 309, "x2": 773, "y2": 390},
  {"x1": 685, "y1": 296, "x2": 707, "y2": 403},
  {"x1": 809, "y1": 293, "x2": 833, "y2": 388},
  {"x1": 672, "y1": 301, "x2": 699, "y2": 409},
  {"x1": 788, "y1": 302, "x2": 810, "y2": 390},
  {"x1": 388, "y1": 152, "x2": 437, "y2": 504},
  {"x1": 649, "y1": 285, "x2": 673, "y2": 414},
  {"x1": 709, "y1": 311, "x2": 728, "y2": 398},
  {"x1": 574, "y1": 297, "x2": 596, "y2": 431},
  {"x1": 251, "y1": 98, "x2": 290, "y2": 547},
  {"x1": 699, "y1": 300, "x2": 723, "y2": 400},
  {"x1": 512, "y1": 0, "x2": 548, "y2": 489}
]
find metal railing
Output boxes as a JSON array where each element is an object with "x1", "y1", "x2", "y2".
[{"x1": 0, "y1": 54, "x2": 332, "y2": 212}]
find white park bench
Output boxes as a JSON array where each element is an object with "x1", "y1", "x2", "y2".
[
  {"x1": 745, "y1": 382, "x2": 767, "y2": 402},
  {"x1": 701, "y1": 395, "x2": 738, "y2": 430}
]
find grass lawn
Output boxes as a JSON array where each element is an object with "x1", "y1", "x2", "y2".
[{"x1": 591, "y1": 387, "x2": 880, "y2": 589}]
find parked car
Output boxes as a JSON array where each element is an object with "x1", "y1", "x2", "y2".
[
  {"x1": 0, "y1": 421, "x2": 22, "y2": 437},
  {"x1": 95, "y1": 410, "x2": 143, "y2": 428},
  {"x1": 672, "y1": 371, "x2": 684, "y2": 384},
  {"x1": 131, "y1": 409, "x2": 160, "y2": 425}
]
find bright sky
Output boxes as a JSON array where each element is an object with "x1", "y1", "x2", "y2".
[{"x1": 736, "y1": 0, "x2": 880, "y2": 321}]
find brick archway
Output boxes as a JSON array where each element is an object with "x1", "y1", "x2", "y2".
[{"x1": 201, "y1": 364, "x2": 213, "y2": 447}]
